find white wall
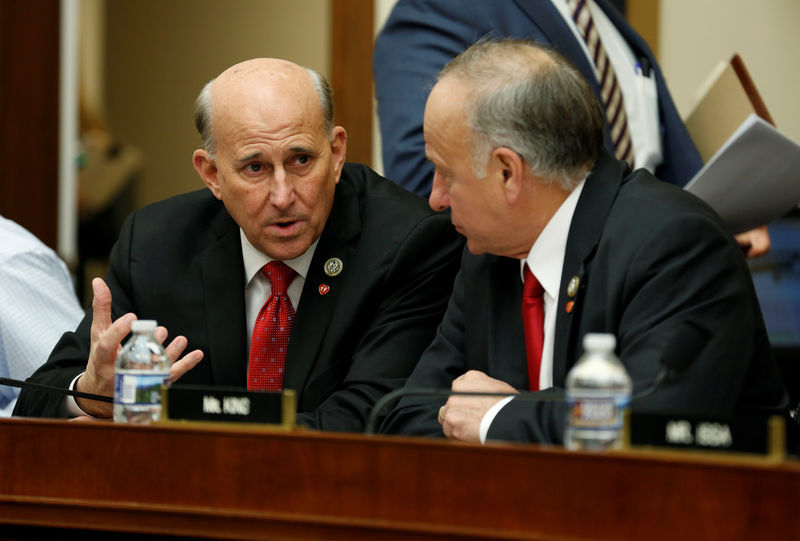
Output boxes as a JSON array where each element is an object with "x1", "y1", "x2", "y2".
[{"x1": 659, "y1": 0, "x2": 800, "y2": 143}]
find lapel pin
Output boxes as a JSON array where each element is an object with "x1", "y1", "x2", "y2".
[
  {"x1": 318, "y1": 284, "x2": 330, "y2": 295},
  {"x1": 567, "y1": 276, "x2": 580, "y2": 298},
  {"x1": 565, "y1": 300, "x2": 575, "y2": 314},
  {"x1": 324, "y1": 257, "x2": 343, "y2": 277}
]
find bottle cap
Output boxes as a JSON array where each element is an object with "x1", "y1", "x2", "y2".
[
  {"x1": 582, "y1": 333, "x2": 616, "y2": 352},
  {"x1": 131, "y1": 320, "x2": 158, "y2": 333}
]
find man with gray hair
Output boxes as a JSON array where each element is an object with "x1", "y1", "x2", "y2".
[
  {"x1": 381, "y1": 39, "x2": 788, "y2": 443},
  {"x1": 14, "y1": 58, "x2": 463, "y2": 432}
]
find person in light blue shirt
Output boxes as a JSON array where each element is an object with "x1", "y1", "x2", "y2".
[{"x1": 0, "y1": 215, "x2": 84, "y2": 416}]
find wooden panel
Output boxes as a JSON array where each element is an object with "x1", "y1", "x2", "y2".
[
  {"x1": 1, "y1": 418, "x2": 799, "y2": 540},
  {"x1": 0, "y1": 0, "x2": 60, "y2": 248},
  {"x1": 627, "y1": 0, "x2": 660, "y2": 60},
  {"x1": 331, "y1": 0, "x2": 374, "y2": 167}
]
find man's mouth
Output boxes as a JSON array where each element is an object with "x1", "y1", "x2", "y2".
[{"x1": 267, "y1": 219, "x2": 303, "y2": 236}]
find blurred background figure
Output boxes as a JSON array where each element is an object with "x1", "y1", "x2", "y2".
[
  {"x1": 0, "y1": 215, "x2": 84, "y2": 416},
  {"x1": 373, "y1": 0, "x2": 771, "y2": 257}
]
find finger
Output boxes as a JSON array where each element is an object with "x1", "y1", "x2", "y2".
[
  {"x1": 90, "y1": 278, "x2": 114, "y2": 336},
  {"x1": 69, "y1": 415, "x2": 103, "y2": 423},
  {"x1": 95, "y1": 313, "x2": 137, "y2": 363},
  {"x1": 438, "y1": 405, "x2": 446, "y2": 425},
  {"x1": 154, "y1": 326, "x2": 168, "y2": 344},
  {"x1": 747, "y1": 227, "x2": 771, "y2": 258},
  {"x1": 169, "y1": 350, "x2": 204, "y2": 383},
  {"x1": 164, "y1": 335, "x2": 188, "y2": 362}
]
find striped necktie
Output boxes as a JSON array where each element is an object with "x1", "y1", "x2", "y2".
[{"x1": 567, "y1": 0, "x2": 635, "y2": 167}]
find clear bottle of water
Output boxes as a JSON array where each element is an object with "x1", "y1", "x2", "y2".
[
  {"x1": 113, "y1": 320, "x2": 171, "y2": 424},
  {"x1": 564, "y1": 333, "x2": 632, "y2": 450}
]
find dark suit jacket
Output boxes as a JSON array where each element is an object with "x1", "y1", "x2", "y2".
[
  {"x1": 14, "y1": 164, "x2": 464, "y2": 432},
  {"x1": 374, "y1": 0, "x2": 703, "y2": 196},
  {"x1": 381, "y1": 152, "x2": 789, "y2": 443}
]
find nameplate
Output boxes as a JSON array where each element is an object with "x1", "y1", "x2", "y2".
[
  {"x1": 627, "y1": 412, "x2": 785, "y2": 458},
  {"x1": 163, "y1": 385, "x2": 296, "y2": 427}
]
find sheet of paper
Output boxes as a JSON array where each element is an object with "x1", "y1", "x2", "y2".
[{"x1": 684, "y1": 114, "x2": 800, "y2": 234}]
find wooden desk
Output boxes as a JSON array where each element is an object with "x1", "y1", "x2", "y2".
[{"x1": 1, "y1": 418, "x2": 798, "y2": 540}]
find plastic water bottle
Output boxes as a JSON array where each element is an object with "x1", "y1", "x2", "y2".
[
  {"x1": 565, "y1": 333, "x2": 631, "y2": 450},
  {"x1": 113, "y1": 320, "x2": 171, "y2": 424}
]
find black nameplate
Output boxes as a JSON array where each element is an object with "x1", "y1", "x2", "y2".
[
  {"x1": 629, "y1": 412, "x2": 777, "y2": 456},
  {"x1": 164, "y1": 385, "x2": 290, "y2": 425}
]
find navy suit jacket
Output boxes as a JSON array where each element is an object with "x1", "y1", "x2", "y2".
[
  {"x1": 381, "y1": 152, "x2": 788, "y2": 443},
  {"x1": 14, "y1": 164, "x2": 464, "y2": 432},
  {"x1": 374, "y1": 0, "x2": 703, "y2": 195}
]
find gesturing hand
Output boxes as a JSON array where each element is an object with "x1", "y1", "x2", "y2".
[{"x1": 75, "y1": 278, "x2": 204, "y2": 418}]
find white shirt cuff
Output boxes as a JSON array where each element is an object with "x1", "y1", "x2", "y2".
[
  {"x1": 479, "y1": 395, "x2": 515, "y2": 443},
  {"x1": 61, "y1": 372, "x2": 97, "y2": 418}
]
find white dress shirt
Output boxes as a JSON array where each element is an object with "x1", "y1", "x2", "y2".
[
  {"x1": 551, "y1": 0, "x2": 662, "y2": 172},
  {"x1": 0, "y1": 215, "x2": 84, "y2": 416},
  {"x1": 479, "y1": 181, "x2": 585, "y2": 443}
]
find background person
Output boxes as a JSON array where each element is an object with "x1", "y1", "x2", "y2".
[
  {"x1": 373, "y1": 0, "x2": 770, "y2": 257},
  {"x1": 0, "y1": 215, "x2": 84, "y2": 416}
]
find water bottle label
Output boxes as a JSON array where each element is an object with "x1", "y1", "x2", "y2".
[
  {"x1": 567, "y1": 395, "x2": 629, "y2": 429},
  {"x1": 114, "y1": 373, "x2": 169, "y2": 405}
]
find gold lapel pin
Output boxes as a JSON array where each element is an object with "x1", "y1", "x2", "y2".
[
  {"x1": 324, "y1": 257, "x2": 343, "y2": 277},
  {"x1": 567, "y1": 276, "x2": 580, "y2": 298}
]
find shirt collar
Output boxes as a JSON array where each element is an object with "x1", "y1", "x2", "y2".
[
  {"x1": 240, "y1": 229, "x2": 318, "y2": 286},
  {"x1": 520, "y1": 179, "x2": 586, "y2": 298}
]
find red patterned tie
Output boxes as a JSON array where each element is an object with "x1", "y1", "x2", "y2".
[
  {"x1": 522, "y1": 265, "x2": 545, "y2": 391},
  {"x1": 568, "y1": 0, "x2": 635, "y2": 167},
  {"x1": 247, "y1": 261, "x2": 297, "y2": 391}
]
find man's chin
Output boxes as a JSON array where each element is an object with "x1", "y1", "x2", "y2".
[
  {"x1": 465, "y1": 238, "x2": 487, "y2": 256},
  {"x1": 259, "y1": 236, "x2": 313, "y2": 261}
]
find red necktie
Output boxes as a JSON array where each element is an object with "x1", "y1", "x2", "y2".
[
  {"x1": 247, "y1": 261, "x2": 297, "y2": 391},
  {"x1": 522, "y1": 265, "x2": 545, "y2": 391}
]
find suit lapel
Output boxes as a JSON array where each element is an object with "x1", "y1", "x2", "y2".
[
  {"x1": 283, "y1": 178, "x2": 361, "y2": 397},
  {"x1": 552, "y1": 152, "x2": 627, "y2": 383},
  {"x1": 487, "y1": 257, "x2": 529, "y2": 390},
  {"x1": 200, "y1": 208, "x2": 248, "y2": 386}
]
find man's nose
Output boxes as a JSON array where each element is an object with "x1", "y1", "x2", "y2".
[
  {"x1": 269, "y1": 168, "x2": 295, "y2": 209},
  {"x1": 428, "y1": 171, "x2": 450, "y2": 212}
]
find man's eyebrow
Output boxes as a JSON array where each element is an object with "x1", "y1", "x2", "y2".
[
  {"x1": 235, "y1": 152, "x2": 262, "y2": 165},
  {"x1": 289, "y1": 145, "x2": 315, "y2": 154}
]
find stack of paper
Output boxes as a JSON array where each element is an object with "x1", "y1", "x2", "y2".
[{"x1": 682, "y1": 54, "x2": 799, "y2": 234}]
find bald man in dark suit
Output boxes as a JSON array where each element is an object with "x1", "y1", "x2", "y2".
[{"x1": 14, "y1": 58, "x2": 463, "y2": 432}]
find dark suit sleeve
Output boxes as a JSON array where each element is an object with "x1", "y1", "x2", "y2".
[
  {"x1": 295, "y1": 213, "x2": 463, "y2": 432},
  {"x1": 487, "y1": 209, "x2": 787, "y2": 443},
  {"x1": 379, "y1": 248, "x2": 470, "y2": 437},
  {"x1": 373, "y1": 0, "x2": 464, "y2": 196},
  {"x1": 610, "y1": 212, "x2": 787, "y2": 417},
  {"x1": 374, "y1": 0, "x2": 551, "y2": 197}
]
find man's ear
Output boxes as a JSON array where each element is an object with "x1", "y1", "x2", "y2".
[
  {"x1": 330, "y1": 126, "x2": 347, "y2": 183},
  {"x1": 193, "y1": 149, "x2": 222, "y2": 199},
  {"x1": 491, "y1": 147, "x2": 525, "y2": 204}
]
